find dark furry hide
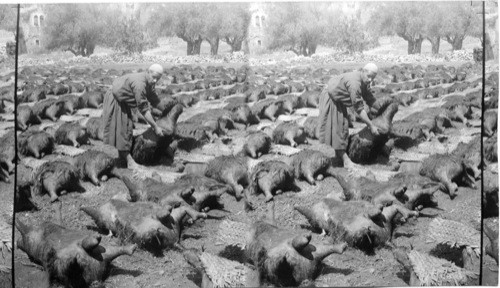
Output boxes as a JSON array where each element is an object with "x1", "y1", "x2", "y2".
[
  {"x1": 300, "y1": 91, "x2": 320, "y2": 108},
  {"x1": 19, "y1": 87, "x2": 46, "y2": 103},
  {"x1": 16, "y1": 220, "x2": 135, "y2": 288},
  {"x1": 251, "y1": 99, "x2": 285, "y2": 120},
  {"x1": 242, "y1": 131, "x2": 272, "y2": 158},
  {"x1": 247, "y1": 160, "x2": 296, "y2": 198},
  {"x1": 33, "y1": 160, "x2": 81, "y2": 197},
  {"x1": 55, "y1": 123, "x2": 90, "y2": 147},
  {"x1": 205, "y1": 155, "x2": 249, "y2": 199},
  {"x1": 291, "y1": 150, "x2": 334, "y2": 185},
  {"x1": 131, "y1": 105, "x2": 183, "y2": 165},
  {"x1": 85, "y1": 117, "x2": 104, "y2": 140},
  {"x1": 60, "y1": 94, "x2": 84, "y2": 114},
  {"x1": 484, "y1": 136, "x2": 497, "y2": 163},
  {"x1": 272, "y1": 122, "x2": 307, "y2": 147},
  {"x1": 32, "y1": 98, "x2": 65, "y2": 121},
  {"x1": 81, "y1": 91, "x2": 104, "y2": 108},
  {"x1": 483, "y1": 109, "x2": 498, "y2": 137},
  {"x1": 419, "y1": 154, "x2": 476, "y2": 197},
  {"x1": 75, "y1": 150, "x2": 116, "y2": 185},
  {"x1": 303, "y1": 116, "x2": 319, "y2": 139},
  {"x1": 18, "y1": 130, "x2": 55, "y2": 158},
  {"x1": 17, "y1": 105, "x2": 41, "y2": 131},
  {"x1": 347, "y1": 103, "x2": 398, "y2": 163}
]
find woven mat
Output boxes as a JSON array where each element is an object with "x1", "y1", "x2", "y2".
[
  {"x1": 76, "y1": 108, "x2": 102, "y2": 118},
  {"x1": 59, "y1": 115, "x2": 85, "y2": 122},
  {"x1": 200, "y1": 252, "x2": 253, "y2": 288},
  {"x1": 216, "y1": 220, "x2": 251, "y2": 248},
  {"x1": 428, "y1": 218, "x2": 480, "y2": 254},
  {"x1": 409, "y1": 250, "x2": 477, "y2": 286},
  {"x1": 54, "y1": 145, "x2": 86, "y2": 156},
  {"x1": 270, "y1": 144, "x2": 302, "y2": 156}
]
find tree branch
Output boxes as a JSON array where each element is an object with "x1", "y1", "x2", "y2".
[{"x1": 64, "y1": 47, "x2": 80, "y2": 56}]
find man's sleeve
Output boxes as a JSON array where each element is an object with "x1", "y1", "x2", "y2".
[
  {"x1": 346, "y1": 79, "x2": 364, "y2": 114},
  {"x1": 131, "y1": 79, "x2": 150, "y2": 115}
]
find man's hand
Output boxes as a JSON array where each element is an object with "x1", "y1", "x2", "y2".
[
  {"x1": 369, "y1": 124, "x2": 380, "y2": 136},
  {"x1": 153, "y1": 125, "x2": 164, "y2": 137}
]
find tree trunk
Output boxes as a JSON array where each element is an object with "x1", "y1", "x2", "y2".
[
  {"x1": 452, "y1": 37, "x2": 464, "y2": 51},
  {"x1": 186, "y1": 41, "x2": 194, "y2": 55},
  {"x1": 232, "y1": 40, "x2": 243, "y2": 52},
  {"x1": 66, "y1": 47, "x2": 82, "y2": 56},
  {"x1": 414, "y1": 37, "x2": 423, "y2": 54},
  {"x1": 87, "y1": 43, "x2": 95, "y2": 55},
  {"x1": 207, "y1": 37, "x2": 219, "y2": 55},
  {"x1": 242, "y1": 38, "x2": 250, "y2": 54},
  {"x1": 308, "y1": 43, "x2": 317, "y2": 56},
  {"x1": 428, "y1": 37, "x2": 440, "y2": 54},
  {"x1": 193, "y1": 37, "x2": 202, "y2": 55},
  {"x1": 225, "y1": 37, "x2": 234, "y2": 52},
  {"x1": 407, "y1": 40, "x2": 416, "y2": 54},
  {"x1": 224, "y1": 37, "x2": 243, "y2": 52},
  {"x1": 406, "y1": 37, "x2": 423, "y2": 54},
  {"x1": 301, "y1": 44, "x2": 307, "y2": 56}
]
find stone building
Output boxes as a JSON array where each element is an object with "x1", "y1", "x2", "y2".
[
  {"x1": 245, "y1": 2, "x2": 268, "y2": 54},
  {"x1": 19, "y1": 4, "x2": 45, "y2": 54}
]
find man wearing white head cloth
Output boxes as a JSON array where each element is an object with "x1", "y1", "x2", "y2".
[
  {"x1": 317, "y1": 63, "x2": 380, "y2": 168},
  {"x1": 102, "y1": 63, "x2": 165, "y2": 168}
]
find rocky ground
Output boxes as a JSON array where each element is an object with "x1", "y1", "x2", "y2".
[{"x1": 1, "y1": 53, "x2": 497, "y2": 288}]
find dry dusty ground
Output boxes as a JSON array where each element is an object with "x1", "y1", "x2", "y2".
[{"x1": 7, "y1": 61, "x2": 496, "y2": 288}]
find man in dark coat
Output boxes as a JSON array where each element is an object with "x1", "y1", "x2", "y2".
[
  {"x1": 317, "y1": 63, "x2": 380, "y2": 168},
  {"x1": 102, "y1": 63, "x2": 164, "y2": 168}
]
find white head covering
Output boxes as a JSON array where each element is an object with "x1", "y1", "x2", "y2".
[
  {"x1": 148, "y1": 63, "x2": 164, "y2": 75},
  {"x1": 363, "y1": 63, "x2": 378, "y2": 74}
]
